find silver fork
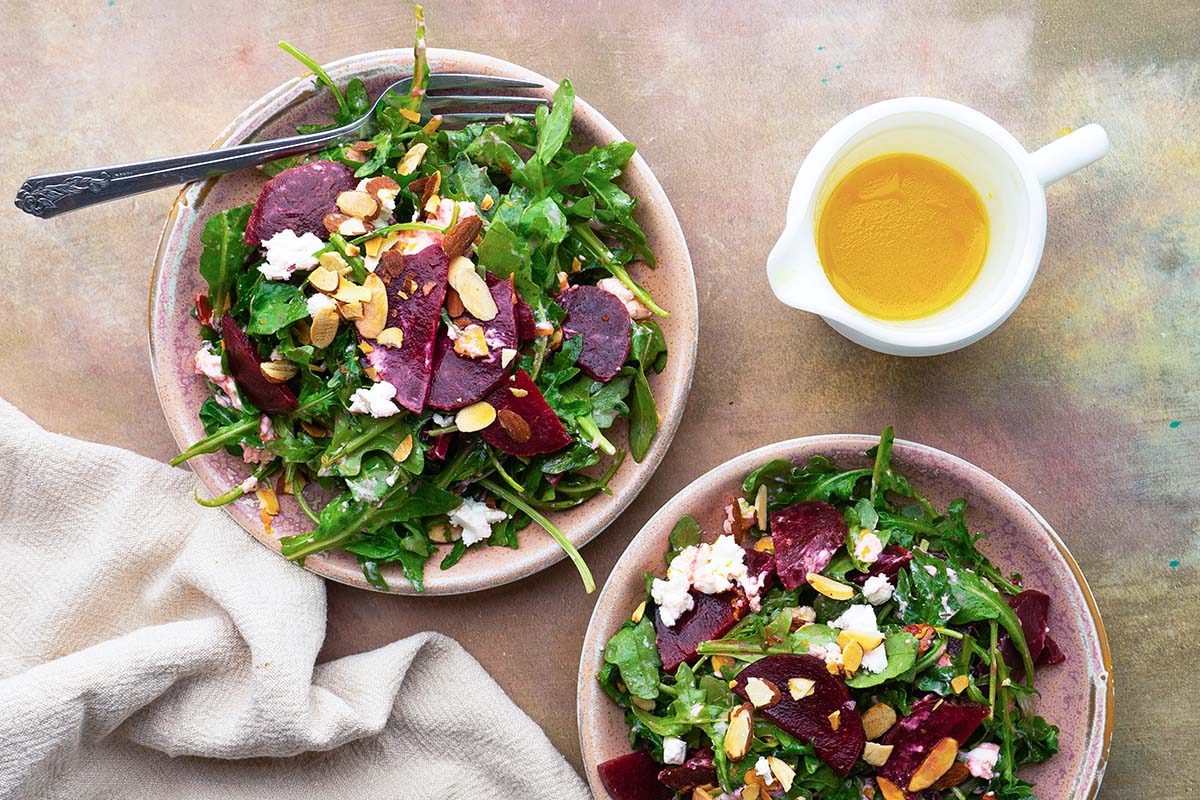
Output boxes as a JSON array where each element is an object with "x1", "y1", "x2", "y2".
[{"x1": 14, "y1": 73, "x2": 545, "y2": 219}]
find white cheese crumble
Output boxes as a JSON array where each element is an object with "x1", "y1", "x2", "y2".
[
  {"x1": 449, "y1": 496, "x2": 509, "y2": 547},
  {"x1": 754, "y1": 756, "x2": 775, "y2": 785},
  {"x1": 238, "y1": 476, "x2": 258, "y2": 493},
  {"x1": 432, "y1": 413, "x2": 455, "y2": 427},
  {"x1": 965, "y1": 742, "x2": 1000, "y2": 779},
  {"x1": 854, "y1": 531, "x2": 883, "y2": 564},
  {"x1": 831, "y1": 604, "x2": 889, "y2": 674},
  {"x1": 597, "y1": 276, "x2": 652, "y2": 319},
  {"x1": 307, "y1": 292, "x2": 338, "y2": 317},
  {"x1": 348, "y1": 381, "x2": 402, "y2": 418},
  {"x1": 862, "y1": 574, "x2": 894, "y2": 605},
  {"x1": 808, "y1": 641, "x2": 843, "y2": 667},
  {"x1": 662, "y1": 737, "x2": 687, "y2": 766},
  {"x1": 259, "y1": 230, "x2": 324, "y2": 280},
  {"x1": 651, "y1": 534, "x2": 764, "y2": 627},
  {"x1": 194, "y1": 343, "x2": 243, "y2": 411},
  {"x1": 259, "y1": 415, "x2": 276, "y2": 443}
]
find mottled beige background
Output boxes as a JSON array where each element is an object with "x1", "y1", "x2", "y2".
[{"x1": 2, "y1": 1, "x2": 1197, "y2": 797}]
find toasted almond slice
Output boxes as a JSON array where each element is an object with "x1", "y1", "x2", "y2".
[
  {"x1": 754, "y1": 485, "x2": 769, "y2": 530},
  {"x1": 364, "y1": 232, "x2": 401, "y2": 259},
  {"x1": 452, "y1": 324, "x2": 490, "y2": 358},
  {"x1": 442, "y1": 215, "x2": 483, "y2": 260},
  {"x1": 376, "y1": 327, "x2": 405, "y2": 349},
  {"x1": 838, "y1": 629, "x2": 886, "y2": 652},
  {"x1": 419, "y1": 171, "x2": 443, "y2": 211},
  {"x1": 500, "y1": 347, "x2": 518, "y2": 367},
  {"x1": 427, "y1": 521, "x2": 461, "y2": 543},
  {"x1": 753, "y1": 536, "x2": 774, "y2": 553},
  {"x1": 334, "y1": 276, "x2": 373, "y2": 304},
  {"x1": 398, "y1": 107, "x2": 421, "y2": 123},
  {"x1": 744, "y1": 677, "x2": 782, "y2": 709},
  {"x1": 766, "y1": 758, "x2": 795, "y2": 793},
  {"x1": 455, "y1": 401, "x2": 497, "y2": 433},
  {"x1": 951, "y1": 674, "x2": 970, "y2": 694},
  {"x1": 423, "y1": 194, "x2": 441, "y2": 216},
  {"x1": 711, "y1": 655, "x2": 735, "y2": 678},
  {"x1": 480, "y1": 193, "x2": 494, "y2": 211},
  {"x1": 842, "y1": 641, "x2": 864, "y2": 676},
  {"x1": 337, "y1": 190, "x2": 379, "y2": 220},
  {"x1": 259, "y1": 360, "x2": 297, "y2": 384},
  {"x1": 723, "y1": 703, "x2": 753, "y2": 761},
  {"x1": 861, "y1": 702, "x2": 898, "y2": 740},
  {"x1": 692, "y1": 786, "x2": 717, "y2": 800},
  {"x1": 323, "y1": 212, "x2": 351, "y2": 234},
  {"x1": 255, "y1": 487, "x2": 280, "y2": 516},
  {"x1": 908, "y1": 737, "x2": 958, "y2": 792},
  {"x1": 363, "y1": 175, "x2": 400, "y2": 202},
  {"x1": 630, "y1": 600, "x2": 646, "y2": 624},
  {"x1": 807, "y1": 572, "x2": 855, "y2": 600},
  {"x1": 787, "y1": 676, "x2": 816, "y2": 700},
  {"x1": 826, "y1": 661, "x2": 841, "y2": 676},
  {"x1": 875, "y1": 777, "x2": 905, "y2": 800},
  {"x1": 828, "y1": 709, "x2": 841, "y2": 731},
  {"x1": 509, "y1": 387, "x2": 529, "y2": 398},
  {"x1": 318, "y1": 251, "x2": 349, "y2": 273},
  {"x1": 421, "y1": 115, "x2": 443, "y2": 134},
  {"x1": 363, "y1": 366, "x2": 379, "y2": 381},
  {"x1": 862, "y1": 742, "x2": 894, "y2": 767},
  {"x1": 392, "y1": 434, "x2": 414, "y2": 463},
  {"x1": 358, "y1": 342, "x2": 374, "y2": 354},
  {"x1": 793, "y1": 605, "x2": 817, "y2": 626},
  {"x1": 355, "y1": 273, "x2": 388, "y2": 339},
  {"x1": 310, "y1": 306, "x2": 339, "y2": 348},
  {"x1": 741, "y1": 786, "x2": 760, "y2": 800},
  {"x1": 497, "y1": 409, "x2": 531, "y2": 443},
  {"x1": 338, "y1": 300, "x2": 364, "y2": 320},
  {"x1": 931, "y1": 761, "x2": 971, "y2": 791},
  {"x1": 397, "y1": 142, "x2": 428, "y2": 175},
  {"x1": 309, "y1": 266, "x2": 340, "y2": 293},
  {"x1": 447, "y1": 256, "x2": 498, "y2": 321},
  {"x1": 300, "y1": 420, "x2": 328, "y2": 438}
]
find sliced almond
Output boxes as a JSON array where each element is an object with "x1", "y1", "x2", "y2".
[
  {"x1": 445, "y1": 287, "x2": 465, "y2": 317},
  {"x1": 455, "y1": 401, "x2": 497, "y2": 433},
  {"x1": 711, "y1": 655, "x2": 735, "y2": 678},
  {"x1": 828, "y1": 709, "x2": 841, "y2": 731},
  {"x1": 358, "y1": 342, "x2": 374, "y2": 354},
  {"x1": 931, "y1": 761, "x2": 971, "y2": 790},
  {"x1": 500, "y1": 347, "x2": 518, "y2": 367},
  {"x1": 351, "y1": 140, "x2": 376, "y2": 152},
  {"x1": 630, "y1": 600, "x2": 646, "y2": 624},
  {"x1": 787, "y1": 676, "x2": 816, "y2": 700},
  {"x1": 447, "y1": 256, "x2": 498, "y2": 321},
  {"x1": 292, "y1": 321, "x2": 312, "y2": 345},
  {"x1": 807, "y1": 572, "x2": 855, "y2": 600},
  {"x1": 480, "y1": 193, "x2": 495, "y2": 211},
  {"x1": 908, "y1": 737, "x2": 958, "y2": 792},
  {"x1": 692, "y1": 786, "x2": 717, "y2": 800},
  {"x1": 423, "y1": 194, "x2": 441, "y2": 216},
  {"x1": 364, "y1": 232, "x2": 401, "y2": 259},
  {"x1": 826, "y1": 661, "x2": 841, "y2": 676},
  {"x1": 309, "y1": 266, "x2": 340, "y2": 293},
  {"x1": 497, "y1": 409, "x2": 531, "y2": 443},
  {"x1": 421, "y1": 115, "x2": 443, "y2": 134},
  {"x1": 259, "y1": 360, "x2": 297, "y2": 384},
  {"x1": 363, "y1": 365, "x2": 379, "y2": 381},
  {"x1": 427, "y1": 521, "x2": 461, "y2": 544},
  {"x1": 753, "y1": 536, "x2": 774, "y2": 553},
  {"x1": 419, "y1": 171, "x2": 442, "y2": 211},
  {"x1": 376, "y1": 327, "x2": 405, "y2": 349},
  {"x1": 300, "y1": 420, "x2": 328, "y2": 438},
  {"x1": 766, "y1": 758, "x2": 795, "y2": 792},
  {"x1": 337, "y1": 190, "x2": 379, "y2": 220},
  {"x1": 323, "y1": 212, "x2": 370, "y2": 237},
  {"x1": 875, "y1": 777, "x2": 906, "y2": 800},
  {"x1": 392, "y1": 434, "x2": 413, "y2": 463},
  {"x1": 861, "y1": 703, "x2": 898, "y2": 740},
  {"x1": 255, "y1": 487, "x2": 280, "y2": 516},
  {"x1": 442, "y1": 214, "x2": 483, "y2": 260},
  {"x1": 363, "y1": 176, "x2": 400, "y2": 203},
  {"x1": 950, "y1": 674, "x2": 970, "y2": 694},
  {"x1": 318, "y1": 251, "x2": 349, "y2": 273},
  {"x1": 355, "y1": 273, "x2": 388, "y2": 339},
  {"x1": 396, "y1": 142, "x2": 428, "y2": 176},
  {"x1": 509, "y1": 387, "x2": 529, "y2": 398},
  {"x1": 754, "y1": 484, "x2": 768, "y2": 530},
  {"x1": 398, "y1": 107, "x2": 421, "y2": 123},
  {"x1": 744, "y1": 677, "x2": 781, "y2": 709},
  {"x1": 723, "y1": 703, "x2": 753, "y2": 761},
  {"x1": 838, "y1": 630, "x2": 885, "y2": 652},
  {"x1": 862, "y1": 742, "x2": 894, "y2": 767},
  {"x1": 338, "y1": 300, "x2": 364, "y2": 320},
  {"x1": 334, "y1": 276, "x2": 373, "y2": 304},
  {"x1": 842, "y1": 641, "x2": 864, "y2": 676},
  {"x1": 309, "y1": 305, "x2": 340, "y2": 349}
]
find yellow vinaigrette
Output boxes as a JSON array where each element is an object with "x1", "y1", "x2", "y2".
[{"x1": 817, "y1": 153, "x2": 988, "y2": 321}]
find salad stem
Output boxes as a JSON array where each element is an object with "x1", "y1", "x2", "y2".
[
  {"x1": 277, "y1": 41, "x2": 347, "y2": 115},
  {"x1": 988, "y1": 621, "x2": 999, "y2": 718},
  {"x1": 479, "y1": 478, "x2": 594, "y2": 593},
  {"x1": 575, "y1": 415, "x2": 616, "y2": 456},
  {"x1": 294, "y1": 483, "x2": 320, "y2": 524},
  {"x1": 350, "y1": 221, "x2": 446, "y2": 244},
  {"x1": 486, "y1": 447, "x2": 526, "y2": 494},
  {"x1": 570, "y1": 223, "x2": 668, "y2": 317},
  {"x1": 194, "y1": 460, "x2": 276, "y2": 507}
]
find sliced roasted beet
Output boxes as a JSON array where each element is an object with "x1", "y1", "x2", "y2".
[
  {"x1": 999, "y1": 589, "x2": 1060, "y2": 674},
  {"x1": 559, "y1": 284, "x2": 632, "y2": 381},
  {"x1": 487, "y1": 273, "x2": 537, "y2": 340},
  {"x1": 426, "y1": 431, "x2": 453, "y2": 461},
  {"x1": 742, "y1": 546, "x2": 777, "y2": 591},
  {"x1": 658, "y1": 748, "x2": 716, "y2": 791},
  {"x1": 733, "y1": 654, "x2": 865, "y2": 776},
  {"x1": 770, "y1": 501, "x2": 848, "y2": 591},
  {"x1": 596, "y1": 750, "x2": 673, "y2": 800},
  {"x1": 426, "y1": 277, "x2": 519, "y2": 410},
  {"x1": 244, "y1": 160, "x2": 357, "y2": 246},
  {"x1": 481, "y1": 369, "x2": 571, "y2": 456},
  {"x1": 1039, "y1": 635, "x2": 1067, "y2": 665},
  {"x1": 656, "y1": 591, "x2": 747, "y2": 673},
  {"x1": 365, "y1": 246, "x2": 451, "y2": 413},
  {"x1": 850, "y1": 545, "x2": 913, "y2": 585},
  {"x1": 879, "y1": 694, "x2": 989, "y2": 790},
  {"x1": 220, "y1": 316, "x2": 297, "y2": 413}
]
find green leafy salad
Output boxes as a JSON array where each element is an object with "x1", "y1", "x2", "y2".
[
  {"x1": 173, "y1": 7, "x2": 668, "y2": 593},
  {"x1": 596, "y1": 429, "x2": 1062, "y2": 800}
]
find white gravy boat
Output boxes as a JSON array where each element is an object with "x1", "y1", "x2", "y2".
[{"x1": 767, "y1": 97, "x2": 1108, "y2": 356}]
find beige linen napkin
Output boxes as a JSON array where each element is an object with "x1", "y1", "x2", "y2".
[{"x1": 0, "y1": 397, "x2": 590, "y2": 800}]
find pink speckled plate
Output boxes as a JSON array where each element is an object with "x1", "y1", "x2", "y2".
[
  {"x1": 578, "y1": 435, "x2": 1112, "y2": 799},
  {"x1": 149, "y1": 49, "x2": 696, "y2": 594}
]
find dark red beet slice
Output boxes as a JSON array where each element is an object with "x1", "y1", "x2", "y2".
[
  {"x1": 656, "y1": 591, "x2": 747, "y2": 673},
  {"x1": 1000, "y1": 589, "x2": 1060, "y2": 673},
  {"x1": 426, "y1": 277, "x2": 519, "y2": 409},
  {"x1": 851, "y1": 545, "x2": 913, "y2": 585},
  {"x1": 733, "y1": 654, "x2": 865, "y2": 776},
  {"x1": 244, "y1": 161, "x2": 357, "y2": 246},
  {"x1": 426, "y1": 431, "x2": 453, "y2": 461},
  {"x1": 1039, "y1": 635, "x2": 1067, "y2": 665},
  {"x1": 743, "y1": 546, "x2": 777, "y2": 592},
  {"x1": 481, "y1": 369, "x2": 571, "y2": 456},
  {"x1": 596, "y1": 750, "x2": 673, "y2": 800},
  {"x1": 364, "y1": 246, "x2": 451, "y2": 413},
  {"x1": 658, "y1": 748, "x2": 716, "y2": 791},
  {"x1": 486, "y1": 273, "x2": 537, "y2": 340},
  {"x1": 220, "y1": 316, "x2": 297, "y2": 413},
  {"x1": 770, "y1": 501, "x2": 848, "y2": 591},
  {"x1": 879, "y1": 694, "x2": 989, "y2": 790},
  {"x1": 559, "y1": 285, "x2": 632, "y2": 381}
]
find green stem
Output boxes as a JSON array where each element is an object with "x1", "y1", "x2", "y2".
[
  {"x1": 171, "y1": 390, "x2": 337, "y2": 467},
  {"x1": 988, "y1": 621, "x2": 1000, "y2": 719},
  {"x1": 350, "y1": 221, "x2": 446, "y2": 244},
  {"x1": 278, "y1": 42, "x2": 346, "y2": 116},
  {"x1": 426, "y1": 424, "x2": 459, "y2": 437},
  {"x1": 571, "y1": 222, "x2": 668, "y2": 317},
  {"x1": 486, "y1": 447, "x2": 525, "y2": 493},
  {"x1": 294, "y1": 482, "x2": 320, "y2": 524},
  {"x1": 194, "y1": 460, "x2": 276, "y2": 507},
  {"x1": 321, "y1": 416, "x2": 405, "y2": 469},
  {"x1": 479, "y1": 478, "x2": 594, "y2": 593},
  {"x1": 575, "y1": 414, "x2": 616, "y2": 456},
  {"x1": 695, "y1": 640, "x2": 792, "y2": 658}
]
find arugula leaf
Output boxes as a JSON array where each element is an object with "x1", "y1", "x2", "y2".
[
  {"x1": 477, "y1": 218, "x2": 536, "y2": 301},
  {"x1": 198, "y1": 397, "x2": 260, "y2": 456},
  {"x1": 844, "y1": 628, "x2": 918, "y2": 688},
  {"x1": 534, "y1": 79, "x2": 575, "y2": 165},
  {"x1": 245, "y1": 282, "x2": 309, "y2": 335},
  {"x1": 603, "y1": 616, "x2": 661, "y2": 700},
  {"x1": 627, "y1": 369, "x2": 657, "y2": 462},
  {"x1": 666, "y1": 515, "x2": 702, "y2": 563},
  {"x1": 198, "y1": 205, "x2": 253, "y2": 316}
]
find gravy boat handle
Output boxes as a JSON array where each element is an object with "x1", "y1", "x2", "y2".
[{"x1": 1029, "y1": 123, "x2": 1109, "y2": 187}]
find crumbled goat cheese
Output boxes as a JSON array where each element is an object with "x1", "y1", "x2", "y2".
[
  {"x1": 597, "y1": 276, "x2": 652, "y2": 319},
  {"x1": 755, "y1": 756, "x2": 775, "y2": 785},
  {"x1": 831, "y1": 604, "x2": 889, "y2": 674},
  {"x1": 650, "y1": 569, "x2": 694, "y2": 629},
  {"x1": 348, "y1": 381, "x2": 402, "y2": 418},
  {"x1": 662, "y1": 737, "x2": 687, "y2": 766},
  {"x1": 238, "y1": 476, "x2": 259, "y2": 493},
  {"x1": 260, "y1": 230, "x2": 323, "y2": 280},
  {"x1": 965, "y1": 742, "x2": 1000, "y2": 779},
  {"x1": 809, "y1": 641, "x2": 843, "y2": 667},
  {"x1": 307, "y1": 292, "x2": 338, "y2": 317},
  {"x1": 862, "y1": 574, "x2": 894, "y2": 605},
  {"x1": 448, "y1": 496, "x2": 509, "y2": 547},
  {"x1": 651, "y1": 534, "x2": 764, "y2": 627},
  {"x1": 854, "y1": 531, "x2": 883, "y2": 564},
  {"x1": 259, "y1": 415, "x2": 276, "y2": 443},
  {"x1": 433, "y1": 413, "x2": 455, "y2": 427},
  {"x1": 194, "y1": 343, "x2": 242, "y2": 411}
]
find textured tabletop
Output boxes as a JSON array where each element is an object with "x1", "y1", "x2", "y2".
[{"x1": 3, "y1": 1, "x2": 1197, "y2": 797}]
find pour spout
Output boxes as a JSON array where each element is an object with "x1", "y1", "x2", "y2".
[{"x1": 766, "y1": 227, "x2": 848, "y2": 320}]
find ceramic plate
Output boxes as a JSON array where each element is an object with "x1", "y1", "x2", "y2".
[
  {"x1": 578, "y1": 435, "x2": 1112, "y2": 799},
  {"x1": 149, "y1": 49, "x2": 697, "y2": 594}
]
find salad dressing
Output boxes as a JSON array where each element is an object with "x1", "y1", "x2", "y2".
[{"x1": 816, "y1": 153, "x2": 988, "y2": 321}]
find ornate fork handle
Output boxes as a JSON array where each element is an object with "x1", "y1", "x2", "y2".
[{"x1": 14, "y1": 122, "x2": 358, "y2": 219}]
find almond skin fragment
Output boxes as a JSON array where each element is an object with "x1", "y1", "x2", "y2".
[
  {"x1": 496, "y1": 409, "x2": 531, "y2": 443},
  {"x1": 860, "y1": 703, "x2": 898, "y2": 740},
  {"x1": 931, "y1": 761, "x2": 971, "y2": 790},
  {"x1": 807, "y1": 572, "x2": 855, "y2": 600},
  {"x1": 455, "y1": 401, "x2": 497, "y2": 433},
  {"x1": 300, "y1": 421, "x2": 328, "y2": 438},
  {"x1": 445, "y1": 287, "x2": 465, "y2": 317},
  {"x1": 355, "y1": 273, "x2": 387, "y2": 339},
  {"x1": 442, "y1": 214, "x2": 483, "y2": 260},
  {"x1": 744, "y1": 677, "x2": 782, "y2": 709},
  {"x1": 724, "y1": 703, "x2": 753, "y2": 761},
  {"x1": 875, "y1": 777, "x2": 905, "y2": 800},
  {"x1": 447, "y1": 256, "x2": 498, "y2": 321},
  {"x1": 259, "y1": 360, "x2": 297, "y2": 384},
  {"x1": 862, "y1": 741, "x2": 893, "y2": 767},
  {"x1": 908, "y1": 737, "x2": 959, "y2": 792},
  {"x1": 787, "y1": 676, "x2": 816, "y2": 700}
]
